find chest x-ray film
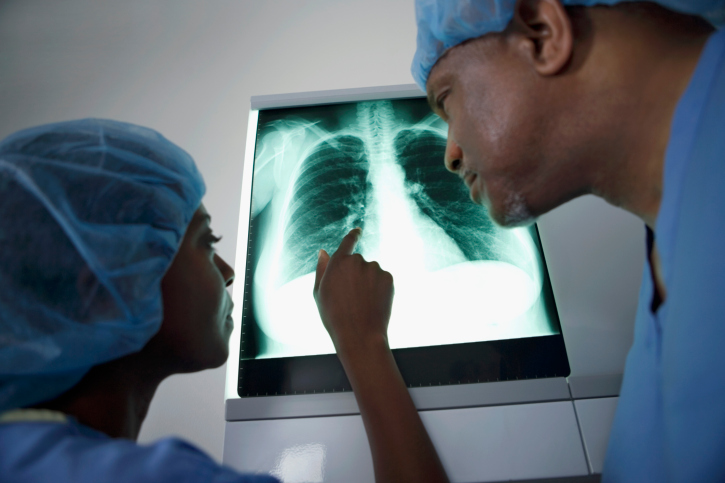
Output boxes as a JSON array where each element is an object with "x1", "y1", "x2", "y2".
[{"x1": 238, "y1": 95, "x2": 568, "y2": 397}]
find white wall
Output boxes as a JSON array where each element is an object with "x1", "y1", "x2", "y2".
[{"x1": 0, "y1": 0, "x2": 643, "y2": 463}]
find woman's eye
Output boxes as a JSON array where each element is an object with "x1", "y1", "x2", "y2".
[{"x1": 205, "y1": 233, "x2": 222, "y2": 249}]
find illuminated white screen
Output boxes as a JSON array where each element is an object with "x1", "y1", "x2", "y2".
[{"x1": 245, "y1": 98, "x2": 559, "y2": 359}]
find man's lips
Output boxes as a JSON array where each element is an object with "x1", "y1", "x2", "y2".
[
  {"x1": 461, "y1": 170, "x2": 483, "y2": 204},
  {"x1": 462, "y1": 170, "x2": 477, "y2": 188}
]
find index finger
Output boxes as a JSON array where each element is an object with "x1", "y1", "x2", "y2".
[{"x1": 333, "y1": 227, "x2": 362, "y2": 258}]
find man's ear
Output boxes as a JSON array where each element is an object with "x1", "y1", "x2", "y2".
[{"x1": 509, "y1": 0, "x2": 574, "y2": 76}]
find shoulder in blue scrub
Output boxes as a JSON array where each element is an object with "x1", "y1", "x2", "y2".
[
  {"x1": 603, "y1": 29, "x2": 725, "y2": 482},
  {"x1": 0, "y1": 416, "x2": 279, "y2": 483}
]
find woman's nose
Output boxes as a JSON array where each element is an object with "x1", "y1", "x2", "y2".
[
  {"x1": 444, "y1": 136, "x2": 463, "y2": 173},
  {"x1": 215, "y1": 253, "x2": 236, "y2": 287}
]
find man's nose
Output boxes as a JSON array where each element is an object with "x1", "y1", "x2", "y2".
[{"x1": 444, "y1": 136, "x2": 463, "y2": 173}]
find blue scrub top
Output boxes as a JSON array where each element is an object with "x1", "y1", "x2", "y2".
[
  {"x1": 0, "y1": 415, "x2": 279, "y2": 483},
  {"x1": 603, "y1": 29, "x2": 725, "y2": 482}
]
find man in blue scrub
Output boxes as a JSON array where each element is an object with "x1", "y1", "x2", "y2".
[{"x1": 313, "y1": 0, "x2": 725, "y2": 481}]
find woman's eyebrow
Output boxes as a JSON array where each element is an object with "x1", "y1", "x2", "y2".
[
  {"x1": 194, "y1": 213, "x2": 211, "y2": 229},
  {"x1": 189, "y1": 213, "x2": 212, "y2": 234}
]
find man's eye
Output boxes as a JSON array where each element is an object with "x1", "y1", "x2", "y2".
[{"x1": 436, "y1": 93, "x2": 450, "y2": 119}]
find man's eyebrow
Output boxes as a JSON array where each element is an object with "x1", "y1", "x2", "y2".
[
  {"x1": 426, "y1": 90, "x2": 438, "y2": 112},
  {"x1": 426, "y1": 73, "x2": 452, "y2": 115},
  {"x1": 425, "y1": 49, "x2": 454, "y2": 113}
]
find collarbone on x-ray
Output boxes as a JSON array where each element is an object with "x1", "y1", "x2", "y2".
[{"x1": 247, "y1": 99, "x2": 558, "y2": 359}]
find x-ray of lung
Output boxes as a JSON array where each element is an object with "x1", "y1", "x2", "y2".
[{"x1": 244, "y1": 98, "x2": 559, "y2": 360}]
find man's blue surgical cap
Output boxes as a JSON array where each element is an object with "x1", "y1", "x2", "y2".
[
  {"x1": 411, "y1": 0, "x2": 725, "y2": 91},
  {"x1": 0, "y1": 119, "x2": 205, "y2": 412}
]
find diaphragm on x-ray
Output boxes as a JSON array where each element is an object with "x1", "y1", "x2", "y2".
[{"x1": 245, "y1": 98, "x2": 559, "y2": 359}]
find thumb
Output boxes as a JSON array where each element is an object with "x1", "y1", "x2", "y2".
[{"x1": 314, "y1": 249, "x2": 330, "y2": 294}]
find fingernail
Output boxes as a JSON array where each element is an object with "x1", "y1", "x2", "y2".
[
  {"x1": 318, "y1": 249, "x2": 324, "y2": 259},
  {"x1": 355, "y1": 227, "x2": 363, "y2": 233}
]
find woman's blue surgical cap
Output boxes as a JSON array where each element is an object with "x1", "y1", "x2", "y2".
[
  {"x1": 0, "y1": 119, "x2": 205, "y2": 411},
  {"x1": 411, "y1": 0, "x2": 725, "y2": 90}
]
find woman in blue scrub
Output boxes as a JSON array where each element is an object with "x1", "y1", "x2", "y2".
[{"x1": 0, "y1": 119, "x2": 278, "y2": 482}]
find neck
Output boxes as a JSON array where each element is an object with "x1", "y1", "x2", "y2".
[
  {"x1": 35, "y1": 353, "x2": 169, "y2": 440},
  {"x1": 578, "y1": 5, "x2": 712, "y2": 229}
]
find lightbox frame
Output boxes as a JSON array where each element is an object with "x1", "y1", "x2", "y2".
[{"x1": 225, "y1": 84, "x2": 571, "y2": 421}]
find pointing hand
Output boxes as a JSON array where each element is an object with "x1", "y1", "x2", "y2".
[{"x1": 313, "y1": 228, "x2": 395, "y2": 355}]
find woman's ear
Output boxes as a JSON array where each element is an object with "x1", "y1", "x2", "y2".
[{"x1": 509, "y1": 0, "x2": 574, "y2": 76}]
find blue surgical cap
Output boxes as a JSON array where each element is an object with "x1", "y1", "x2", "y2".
[
  {"x1": 411, "y1": 0, "x2": 725, "y2": 90},
  {"x1": 0, "y1": 119, "x2": 206, "y2": 412}
]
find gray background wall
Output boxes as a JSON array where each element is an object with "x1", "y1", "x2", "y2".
[{"x1": 0, "y1": 0, "x2": 643, "y2": 463}]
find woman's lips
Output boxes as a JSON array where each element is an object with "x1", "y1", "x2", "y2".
[
  {"x1": 225, "y1": 302, "x2": 235, "y2": 327},
  {"x1": 227, "y1": 301, "x2": 235, "y2": 318}
]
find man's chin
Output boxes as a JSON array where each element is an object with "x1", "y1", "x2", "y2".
[
  {"x1": 501, "y1": 214, "x2": 537, "y2": 228},
  {"x1": 486, "y1": 192, "x2": 537, "y2": 228}
]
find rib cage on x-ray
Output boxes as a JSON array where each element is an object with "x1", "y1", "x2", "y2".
[
  {"x1": 281, "y1": 134, "x2": 370, "y2": 285},
  {"x1": 394, "y1": 128, "x2": 517, "y2": 266},
  {"x1": 277, "y1": 101, "x2": 517, "y2": 288},
  {"x1": 248, "y1": 98, "x2": 555, "y2": 359}
]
